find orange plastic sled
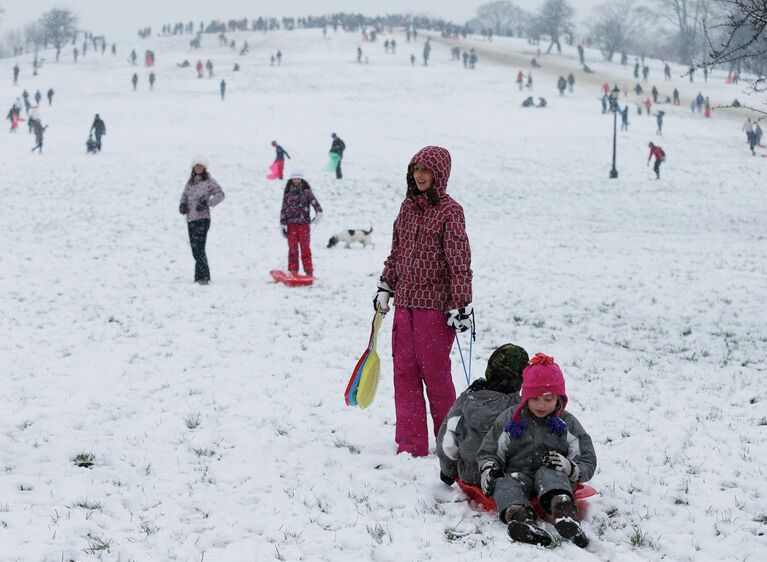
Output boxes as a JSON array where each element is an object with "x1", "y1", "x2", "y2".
[{"x1": 454, "y1": 477, "x2": 596, "y2": 520}]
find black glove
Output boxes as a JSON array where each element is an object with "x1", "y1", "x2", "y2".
[
  {"x1": 440, "y1": 472, "x2": 455, "y2": 486},
  {"x1": 179, "y1": 203, "x2": 188, "y2": 215},
  {"x1": 447, "y1": 305, "x2": 474, "y2": 333},
  {"x1": 195, "y1": 199, "x2": 208, "y2": 212},
  {"x1": 373, "y1": 280, "x2": 393, "y2": 313},
  {"x1": 480, "y1": 462, "x2": 504, "y2": 497}
]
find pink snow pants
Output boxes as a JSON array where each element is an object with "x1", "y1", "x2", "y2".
[
  {"x1": 392, "y1": 307, "x2": 456, "y2": 457},
  {"x1": 287, "y1": 223, "x2": 312, "y2": 275}
]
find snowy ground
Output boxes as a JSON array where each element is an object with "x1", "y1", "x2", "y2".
[{"x1": 1, "y1": 26, "x2": 766, "y2": 562}]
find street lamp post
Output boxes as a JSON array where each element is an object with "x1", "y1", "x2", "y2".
[{"x1": 610, "y1": 85, "x2": 620, "y2": 179}]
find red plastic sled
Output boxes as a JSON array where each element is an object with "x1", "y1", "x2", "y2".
[
  {"x1": 269, "y1": 270, "x2": 314, "y2": 287},
  {"x1": 454, "y1": 477, "x2": 596, "y2": 520}
]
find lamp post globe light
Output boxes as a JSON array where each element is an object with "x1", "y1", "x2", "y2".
[{"x1": 610, "y1": 85, "x2": 620, "y2": 179}]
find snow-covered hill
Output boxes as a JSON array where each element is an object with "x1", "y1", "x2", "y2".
[{"x1": 1, "y1": 27, "x2": 766, "y2": 562}]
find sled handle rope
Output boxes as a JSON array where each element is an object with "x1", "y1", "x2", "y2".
[{"x1": 455, "y1": 309, "x2": 476, "y2": 387}]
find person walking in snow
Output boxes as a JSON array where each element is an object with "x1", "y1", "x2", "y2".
[
  {"x1": 13, "y1": 64, "x2": 19, "y2": 85},
  {"x1": 423, "y1": 39, "x2": 431, "y2": 66},
  {"x1": 329, "y1": 132, "x2": 346, "y2": 179},
  {"x1": 205, "y1": 60, "x2": 214, "y2": 78},
  {"x1": 131, "y1": 73, "x2": 138, "y2": 91},
  {"x1": 567, "y1": 72, "x2": 575, "y2": 93},
  {"x1": 130, "y1": 48, "x2": 137, "y2": 65},
  {"x1": 178, "y1": 157, "x2": 225, "y2": 285},
  {"x1": 220, "y1": 79, "x2": 226, "y2": 100},
  {"x1": 31, "y1": 119, "x2": 48, "y2": 153},
  {"x1": 643, "y1": 97, "x2": 652, "y2": 116},
  {"x1": 411, "y1": 53, "x2": 416, "y2": 66},
  {"x1": 743, "y1": 118, "x2": 757, "y2": 155},
  {"x1": 476, "y1": 353, "x2": 596, "y2": 549},
  {"x1": 357, "y1": 46, "x2": 363, "y2": 63},
  {"x1": 148, "y1": 72, "x2": 156, "y2": 90},
  {"x1": 656, "y1": 110, "x2": 665, "y2": 135},
  {"x1": 526, "y1": 72, "x2": 533, "y2": 89},
  {"x1": 557, "y1": 76, "x2": 567, "y2": 96},
  {"x1": 6, "y1": 105, "x2": 21, "y2": 132},
  {"x1": 437, "y1": 343, "x2": 529, "y2": 487},
  {"x1": 620, "y1": 105, "x2": 629, "y2": 131},
  {"x1": 47, "y1": 88, "x2": 55, "y2": 106},
  {"x1": 34, "y1": 90, "x2": 42, "y2": 105},
  {"x1": 90, "y1": 114, "x2": 106, "y2": 151},
  {"x1": 647, "y1": 142, "x2": 666, "y2": 178},
  {"x1": 276, "y1": 50, "x2": 282, "y2": 65},
  {"x1": 374, "y1": 145, "x2": 473, "y2": 458},
  {"x1": 279, "y1": 171, "x2": 322, "y2": 277},
  {"x1": 672, "y1": 88, "x2": 680, "y2": 105},
  {"x1": 516, "y1": 70, "x2": 524, "y2": 91},
  {"x1": 271, "y1": 140, "x2": 290, "y2": 179},
  {"x1": 695, "y1": 92, "x2": 705, "y2": 113},
  {"x1": 664, "y1": 63, "x2": 671, "y2": 80},
  {"x1": 196, "y1": 60, "x2": 204, "y2": 78},
  {"x1": 577, "y1": 43, "x2": 584, "y2": 65},
  {"x1": 755, "y1": 122, "x2": 763, "y2": 147},
  {"x1": 651, "y1": 85, "x2": 658, "y2": 103}
]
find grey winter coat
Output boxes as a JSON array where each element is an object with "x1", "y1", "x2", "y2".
[
  {"x1": 476, "y1": 407, "x2": 597, "y2": 485},
  {"x1": 180, "y1": 175, "x2": 225, "y2": 222},
  {"x1": 437, "y1": 383, "x2": 520, "y2": 486}
]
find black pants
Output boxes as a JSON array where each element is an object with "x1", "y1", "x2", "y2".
[
  {"x1": 335, "y1": 158, "x2": 343, "y2": 179},
  {"x1": 654, "y1": 159, "x2": 662, "y2": 178},
  {"x1": 187, "y1": 219, "x2": 211, "y2": 281},
  {"x1": 95, "y1": 133, "x2": 103, "y2": 150}
]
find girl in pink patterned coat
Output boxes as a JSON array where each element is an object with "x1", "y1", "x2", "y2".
[{"x1": 374, "y1": 145, "x2": 473, "y2": 457}]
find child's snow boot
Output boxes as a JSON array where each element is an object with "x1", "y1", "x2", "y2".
[
  {"x1": 504, "y1": 506, "x2": 552, "y2": 547},
  {"x1": 551, "y1": 494, "x2": 589, "y2": 548}
]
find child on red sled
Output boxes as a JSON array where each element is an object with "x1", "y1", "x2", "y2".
[{"x1": 476, "y1": 353, "x2": 597, "y2": 548}]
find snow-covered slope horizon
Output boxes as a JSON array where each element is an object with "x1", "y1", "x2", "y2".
[{"x1": 2, "y1": 27, "x2": 766, "y2": 562}]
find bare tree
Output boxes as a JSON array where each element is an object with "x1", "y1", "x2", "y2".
[
  {"x1": 705, "y1": 1, "x2": 767, "y2": 110},
  {"x1": 590, "y1": 0, "x2": 642, "y2": 61},
  {"x1": 537, "y1": 0, "x2": 575, "y2": 53},
  {"x1": 651, "y1": 0, "x2": 721, "y2": 65},
  {"x1": 472, "y1": 1, "x2": 522, "y2": 36},
  {"x1": 38, "y1": 8, "x2": 77, "y2": 62}
]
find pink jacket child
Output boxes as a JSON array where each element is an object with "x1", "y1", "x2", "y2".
[
  {"x1": 375, "y1": 146, "x2": 473, "y2": 457},
  {"x1": 279, "y1": 171, "x2": 322, "y2": 275}
]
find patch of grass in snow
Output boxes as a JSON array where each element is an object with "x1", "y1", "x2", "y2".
[
  {"x1": 71, "y1": 499, "x2": 103, "y2": 512},
  {"x1": 366, "y1": 521, "x2": 392, "y2": 544},
  {"x1": 184, "y1": 412, "x2": 201, "y2": 429},
  {"x1": 192, "y1": 447, "x2": 216, "y2": 458},
  {"x1": 139, "y1": 518, "x2": 160, "y2": 536},
  {"x1": 72, "y1": 451, "x2": 95, "y2": 468},
  {"x1": 332, "y1": 437, "x2": 360, "y2": 455},
  {"x1": 753, "y1": 514, "x2": 767, "y2": 525},
  {"x1": 82, "y1": 534, "x2": 112, "y2": 555},
  {"x1": 757, "y1": 417, "x2": 767, "y2": 426},
  {"x1": 628, "y1": 525, "x2": 656, "y2": 549},
  {"x1": 16, "y1": 420, "x2": 33, "y2": 430}
]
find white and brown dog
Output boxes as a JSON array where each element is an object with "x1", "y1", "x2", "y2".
[{"x1": 327, "y1": 227, "x2": 374, "y2": 249}]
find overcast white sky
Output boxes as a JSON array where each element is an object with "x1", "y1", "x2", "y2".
[{"x1": 1, "y1": 1, "x2": 604, "y2": 41}]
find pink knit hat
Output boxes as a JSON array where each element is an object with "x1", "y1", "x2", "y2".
[{"x1": 511, "y1": 353, "x2": 568, "y2": 423}]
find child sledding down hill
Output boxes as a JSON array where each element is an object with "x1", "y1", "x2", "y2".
[
  {"x1": 436, "y1": 343, "x2": 529, "y2": 487},
  {"x1": 476, "y1": 353, "x2": 597, "y2": 548}
]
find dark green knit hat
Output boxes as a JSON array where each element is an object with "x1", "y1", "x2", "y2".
[{"x1": 485, "y1": 344, "x2": 529, "y2": 393}]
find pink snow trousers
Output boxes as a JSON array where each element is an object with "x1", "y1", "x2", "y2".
[
  {"x1": 287, "y1": 223, "x2": 312, "y2": 275},
  {"x1": 392, "y1": 307, "x2": 456, "y2": 457}
]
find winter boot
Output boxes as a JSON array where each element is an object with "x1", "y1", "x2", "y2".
[
  {"x1": 551, "y1": 494, "x2": 589, "y2": 548},
  {"x1": 504, "y1": 506, "x2": 552, "y2": 547}
]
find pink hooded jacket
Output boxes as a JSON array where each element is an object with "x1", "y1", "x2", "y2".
[{"x1": 381, "y1": 146, "x2": 472, "y2": 311}]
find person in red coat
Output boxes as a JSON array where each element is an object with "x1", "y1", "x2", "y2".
[
  {"x1": 374, "y1": 146, "x2": 473, "y2": 457},
  {"x1": 648, "y1": 142, "x2": 666, "y2": 179}
]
